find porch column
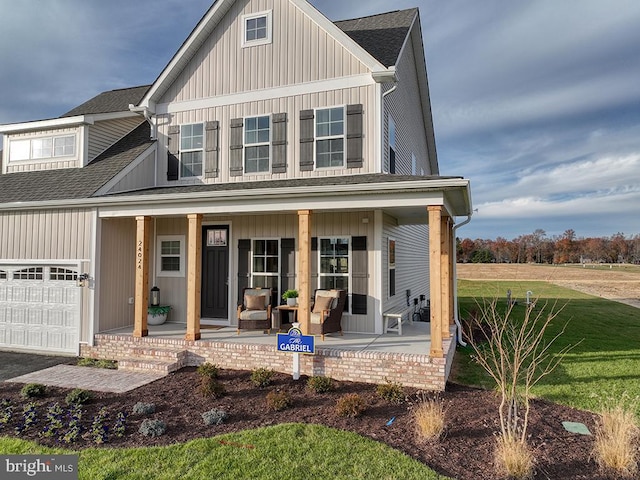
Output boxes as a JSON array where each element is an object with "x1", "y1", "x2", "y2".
[
  {"x1": 297, "y1": 210, "x2": 312, "y2": 335},
  {"x1": 448, "y1": 220, "x2": 456, "y2": 329},
  {"x1": 428, "y1": 206, "x2": 443, "y2": 358},
  {"x1": 185, "y1": 214, "x2": 202, "y2": 341},
  {"x1": 133, "y1": 216, "x2": 151, "y2": 337},
  {"x1": 441, "y1": 216, "x2": 452, "y2": 339}
]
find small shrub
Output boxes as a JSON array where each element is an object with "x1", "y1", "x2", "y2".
[
  {"x1": 76, "y1": 357, "x2": 97, "y2": 367},
  {"x1": 201, "y1": 408, "x2": 228, "y2": 426},
  {"x1": 90, "y1": 407, "x2": 109, "y2": 444},
  {"x1": 307, "y1": 376, "x2": 334, "y2": 394},
  {"x1": 251, "y1": 368, "x2": 274, "y2": 388},
  {"x1": 20, "y1": 383, "x2": 46, "y2": 399},
  {"x1": 113, "y1": 412, "x2": 127, "y2": 437},
  {"x1": 376, "y1": 379, "x2": 404, "y2": 404},
  {"x1": 494, "y1": 435, "x2": 534, "y2": 480},
  {"x1": 414, "y1": 397, "x2": 446, "y2": 441},
  {"x1": 266, "y1": 390, "x2": 292, "y2": 412},
  {"x1": 200, "y1": 377, "x2": 226, "y2": 398},
  {"x1": 77, "y1": 358, "x2": 117, "y2": 369},
  {"x1": 139, "y1": 418, "x2": 166, "y2": 437},
  {"x1": 197, "y1": 362, "x2": 220, "y2": 379},
  {"x1": 96, "y1": 359, "x2": 118, "y2": 369},
  {"x1": 65, "y1": 388, "x2": 92, "y2": 406},
  {"x1": 593, "y1": 396, "x2": 639, "y2": 477},
  {"x1": 335, "y1": 393, "x2": 366, "y2": 418},
  {"x1": 132, "y1": 402, "x2": 156, "y2": 415}
]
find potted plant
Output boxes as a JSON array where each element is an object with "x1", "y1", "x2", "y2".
[
  {"x1": 147, "y1": 305, "x2": 171, "y2": 326},
  {"x1": 282, "y1": 289, "x2": 298, "y2": 306}
]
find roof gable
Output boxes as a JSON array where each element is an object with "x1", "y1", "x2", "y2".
[{"x1": 139, "y1": 0, "x2": 399, "y2": 109}]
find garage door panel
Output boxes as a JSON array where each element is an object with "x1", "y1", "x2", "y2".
[{"x1": 0, "y1": 264, "x2": 81, "y2": 354}]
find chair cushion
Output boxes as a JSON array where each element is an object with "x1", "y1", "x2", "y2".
[
  {"x1": 245, "y1": 294, "x2": 266, "y2": 311},
  {"x1": 312, "y1": 295, "x2": 333, "y2": 313},
  {"x1": 240, "y1": 309, "x2": 268, "y2": 321},
  {"x1": 310, "y1": 312, "x2": 322, "y2": 324},
  {"x1": 314, "y1": 290, "x2": 340, "y2": 310}
]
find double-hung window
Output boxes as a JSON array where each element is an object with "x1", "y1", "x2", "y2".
[
  {"x1": 157, "y1": 236, "x2": 185, "y2": 277},
  {"x1": 319, "y1": 237, "x2": 349, "y2": 291},
  {"x1": 316, "y1": 107, "x2": 344, "y2": 168},
  {"x1": 180, "y1": 124, "x2": 203, "y2": 178},
  {"x1": 245, "y1": 116, "x2": 270, "y2": 173},
  {"x1": 252, "y1": 239, "x2": 279, "y2": 293}
]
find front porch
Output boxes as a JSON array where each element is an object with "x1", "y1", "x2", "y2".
[{"x1": 80, "y1": 322, "x2": 457, "y2": 390}]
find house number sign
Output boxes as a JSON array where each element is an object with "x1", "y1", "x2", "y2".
[{"x1": 137, "y1": 240, "x2": 143, "y2": 270}]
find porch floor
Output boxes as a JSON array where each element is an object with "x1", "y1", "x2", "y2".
[{"x1": 104, "y1": 321, "x2": 434, "y2": 355}]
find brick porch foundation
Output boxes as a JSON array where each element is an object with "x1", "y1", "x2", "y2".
[{"x1": 80, "y1": 333, "x2": 456, "y2": 390}]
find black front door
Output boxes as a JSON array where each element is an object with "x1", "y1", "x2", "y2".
[{"x1": 201, "y1": 226, "x2": 229, "y2": 319}]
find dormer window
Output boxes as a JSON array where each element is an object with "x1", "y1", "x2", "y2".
[
  {"x1": 242, "y1": 11, "x2": 272, "y2": 47},
  {"x1": 9, "y1": 134, "x2": 76, "y2": 161}
]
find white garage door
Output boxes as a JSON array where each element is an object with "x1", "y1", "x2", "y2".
[{"x1": 0, "y1": 264, "x2": 81, "y2": 355}]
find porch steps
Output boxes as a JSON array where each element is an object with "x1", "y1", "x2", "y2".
[{"x1": 117, "y1": 347, "x2": 188, "y2": 375}]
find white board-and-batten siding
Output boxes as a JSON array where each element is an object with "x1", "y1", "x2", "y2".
[
  {"x1": 160, "y1": 0, "x2": 369, "y2": 105},
  {"x1": 0, "y1": 209, "x2": 92, "y2": 260}
]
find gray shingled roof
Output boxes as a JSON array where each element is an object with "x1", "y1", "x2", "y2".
[
  {"x1": 61, "y1": 85, "x2": 151, "y2": 117},
  {"x1": 109, "y1": 173, "x2": 461, "y2": 198},
  {"x1": 0, "y1": 123, "x2": 153, "y2": 203},
  {"x1": 334, "y1": 8, "x2": 417, "y2": 67}
]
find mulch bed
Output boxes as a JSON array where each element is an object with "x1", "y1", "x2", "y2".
[{"x1": 0, "y1": 367, "x2": 622, "y2": 479}]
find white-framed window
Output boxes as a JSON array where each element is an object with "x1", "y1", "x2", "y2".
[
  {"x1": 244, "y1": 116, "x2": 270, "y2": 173},
  {"x1": 251, "y1": 239, "x2": 279, "y2": 292},
  {"x1": 388, "y1": 238, "x2": 396, "y2": 297},
  {"x1": 0, "y1": 269, "x2": 7, "y2": 280},
  {"x1": 180, "y1": 123, "x2": 203, "y2": 178},
  {"x1": 318, "y1": 237, "x2": 350, "y2": 291},
  {"x1": 157, "y1": 235, "x2": 185, "y2": 277},
  {"x1": 9, "y1": 134, "x2": 76, "y2": 161},
  {"x1": 242, "y1": 10, "x2": 272, "y2": 47},
  {"x1": 54, "y1": 136, "x2": 76, "y2": 157},
  {"x1": 388, "y1": 116, "x2": 396, "y2": 174},
  {"x1": 316, "y1": 107, "x2": 345, "y2": 168}
]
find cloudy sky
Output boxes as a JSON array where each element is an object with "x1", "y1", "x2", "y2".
[{"x1": 1, "y1": 0, "x2": 639, "y2": 240}]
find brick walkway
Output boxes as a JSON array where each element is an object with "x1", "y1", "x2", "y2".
[{"x1": 5, "y1": 365, "x2": 165, "y2": 393}]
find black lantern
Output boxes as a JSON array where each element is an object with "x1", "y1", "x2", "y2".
[{"x1": 150, "y1": 286, "x2": 160, "y2": 306}]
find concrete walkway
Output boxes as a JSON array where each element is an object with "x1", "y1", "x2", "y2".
[{"x1": 5, "y1": 365, "x2": 165, "y2": 393}]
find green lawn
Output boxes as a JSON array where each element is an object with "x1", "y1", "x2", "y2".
[
  {"x1": 0, "y1": 424, "x2": 450, "y2": 480},
  {"x1": 453, "y1": 279, "x2": 640, "y2": 416}
]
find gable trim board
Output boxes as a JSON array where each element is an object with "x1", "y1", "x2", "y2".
[{"x1": 155, "y1": 74, "x2": 377, "y2": 115}]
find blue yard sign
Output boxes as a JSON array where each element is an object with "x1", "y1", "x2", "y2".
[{"x1": 277, "y1": 327, "x2": 315, "y2": 355}]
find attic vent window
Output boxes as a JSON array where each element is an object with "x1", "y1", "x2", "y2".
[{"x1": 242, "y1": 11, "x2": 272, "y2": 47}]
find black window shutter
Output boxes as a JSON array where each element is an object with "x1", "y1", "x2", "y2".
[
  {"x1": 237, "y1": 239, "x2": 251, "y2": 304},
  {"x1": 230, "y1": 118, "x2": 244, "y2": 177},
  {"x1": 346, "y1": 104, "x2": 363, "y2": 169},
  {"x1": 280, "y1": 238, "x2": 295, "y2": 304},
  {"x1": 299, "y1": 110, "x2": 315, "y2": 171},
  {"x1": 272, "y1": 113, "x2": 287, "y2": 173},
  {"x1": 204, "y1": 121, "x2": 219, "y2": 179},
  {"x1": 167, "y1": 125, "x2": 180, "y2": 181},
  {"x1": 351, "y1": 236, "x2": 368, "y2": 314},
  {"x1": 311, "y1": 237, "x2": 318, "y2": 285}
]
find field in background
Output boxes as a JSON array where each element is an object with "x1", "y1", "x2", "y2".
[
  {"x1": 453, "y1": 264, "x2": 640, "y2": 415},
  {"x1": 457, "y1": 263, "x2": 640, "y2": 308}
]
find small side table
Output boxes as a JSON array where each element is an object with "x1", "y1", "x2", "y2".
[{"x1": 274, "y1": 305, "x2": 298, "y2": 331}]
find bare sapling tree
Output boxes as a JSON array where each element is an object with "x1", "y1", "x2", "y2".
[{"x1": 465, "y1": 298, "x2": 574, "y2": 456}]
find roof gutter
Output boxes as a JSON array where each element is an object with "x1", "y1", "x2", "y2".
[
  {"x1": 452, "y1": 213, "x2": 473, "y2": 346},
  {"x1": 129, "y1": 104, "x2": 156, "y2": 139}
]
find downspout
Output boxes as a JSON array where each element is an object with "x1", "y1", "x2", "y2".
[
  {"x1": 381, "y1": 84, "x2": 397, "y2": 173},
  {"x1": 129, "y1": 104, "x2": 159, "y2": 187},
  {"x1": 452, "y1": 214, "x2": 473, "y2": 346}
]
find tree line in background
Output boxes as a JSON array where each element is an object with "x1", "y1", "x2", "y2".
[{"x1": 457, "y1": 229, "x2": 640, "y2": 264}]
